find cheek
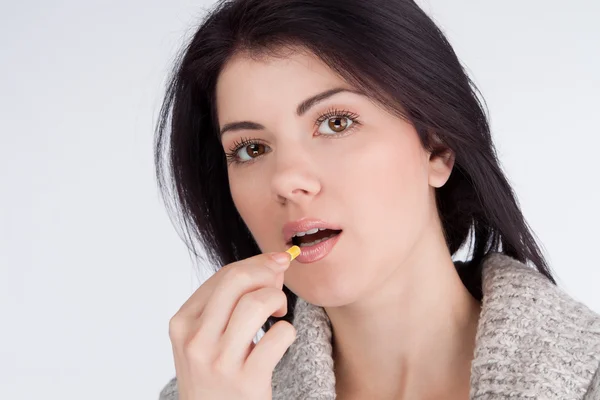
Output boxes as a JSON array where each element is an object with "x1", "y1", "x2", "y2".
[
  {"x1": 229, "y1": 173, "x2": 273, "y2": 251},
  {"x1": 343, "y1": 126, "x2": 430, "y2": 253}
]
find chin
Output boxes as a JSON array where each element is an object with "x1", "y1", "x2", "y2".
[{"x1": 289, "y1": 273, "x2": 367, "y2": 308}]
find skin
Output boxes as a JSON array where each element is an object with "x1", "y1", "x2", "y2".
[{"x1": 215, "y1": 47, "x2": 482, "y2": 399}]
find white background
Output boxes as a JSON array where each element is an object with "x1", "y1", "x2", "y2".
[{"x1": 1, "y1": 1, "x2": 598, "y2": 399}]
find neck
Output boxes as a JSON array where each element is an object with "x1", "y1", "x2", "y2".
[{"x1": 326, "y1": 227, "x2": 481, "y2": 399}]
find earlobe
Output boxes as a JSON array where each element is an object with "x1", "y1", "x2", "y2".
[{"x1": 428, "y1": 150, "x2": 455, "y2": 188}]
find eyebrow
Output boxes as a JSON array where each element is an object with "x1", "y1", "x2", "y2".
[{"x1": 219, "y1": 87, "x2": 365, "y2": 137}]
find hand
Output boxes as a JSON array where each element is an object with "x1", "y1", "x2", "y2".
[{"x1": 168, "y1": 250, "x2": 297, "y2": 400}]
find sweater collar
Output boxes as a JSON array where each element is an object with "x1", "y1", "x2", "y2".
[{"x1": 272, "y1": 253, "x2": 600, "y2": 399}]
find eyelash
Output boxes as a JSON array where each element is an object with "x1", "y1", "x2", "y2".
[{"x1": 224, "y1": 107, "x2": 362, "y2": 166}]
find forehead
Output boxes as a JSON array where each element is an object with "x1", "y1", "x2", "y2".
[{"x1": 215, "y1": 49, "x2": 347, "y2": 123}]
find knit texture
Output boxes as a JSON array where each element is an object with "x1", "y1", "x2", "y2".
[
  {"x1": 159, "y1": 253, "x2": 600, "y2": 399},
  {"x1": 470, "y1": 254, "x2": 600, "y2": 399}
]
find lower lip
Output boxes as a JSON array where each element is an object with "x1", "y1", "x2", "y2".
[{"x1": 293, "y1": 232, "x2": 342, "y2": 264}]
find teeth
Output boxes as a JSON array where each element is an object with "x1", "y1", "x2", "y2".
[
  {"x1": 293, "y1": 227, "x2": 328, "y2": 238},
  {"x1": 297, "y1": 232, "x2": 338, "y2": 247}
]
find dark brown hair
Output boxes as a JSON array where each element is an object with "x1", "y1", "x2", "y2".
[{"x1": 154, "y1": 0, "x2": 556, "y2": 333}]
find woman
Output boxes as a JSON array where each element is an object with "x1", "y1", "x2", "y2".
[{"x1": 154, "y1": 0, "x2": 600, "y2": 398}]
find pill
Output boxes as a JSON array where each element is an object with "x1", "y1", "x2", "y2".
[{"x1": 285, "y1": 245, "x2": 301, "y2": 261}]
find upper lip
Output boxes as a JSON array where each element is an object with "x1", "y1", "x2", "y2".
[{"x1": 282, "y1": 218, "x2": 342, "y2": 245}]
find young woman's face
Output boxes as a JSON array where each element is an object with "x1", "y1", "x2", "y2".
[{"x1": 216, "y1": 48, "x2": 453, "y2": 306}]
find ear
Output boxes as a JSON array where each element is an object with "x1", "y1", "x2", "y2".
[{"x1": 428, "y1": 149, "x2": 455, "y2": 188}]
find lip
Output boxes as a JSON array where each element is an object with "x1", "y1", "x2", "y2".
[
  {"x1": 282, "y1": 217, "x2": 343, "y2": 245},
  {"x1": 294, "y1": 231, "x2": 342, "y2": 264}
]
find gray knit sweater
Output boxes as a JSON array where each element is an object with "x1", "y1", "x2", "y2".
[{"x1": 159, "y1": 253, "x2": 600, "y2": 399}]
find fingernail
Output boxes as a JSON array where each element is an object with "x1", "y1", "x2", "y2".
[{"x1": 271, "y1": 252, "x2": 291, "y2": 265}]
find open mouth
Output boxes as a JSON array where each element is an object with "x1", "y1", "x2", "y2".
[{"x1": 291, "y1": 229, "x2": 343, "y2": 248}]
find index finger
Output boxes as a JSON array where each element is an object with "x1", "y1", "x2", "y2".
[{"x1": 174, "y1": 246, "x2": 300, "y2": 319}]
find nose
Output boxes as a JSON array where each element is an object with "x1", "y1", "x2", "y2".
[{"x1": 270, "y1": 146, "x2": 321, "y2": 206}]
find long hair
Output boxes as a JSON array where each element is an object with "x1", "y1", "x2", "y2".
[{"x1": 154, "y1": 0, "x2": 556, "y2": 333}]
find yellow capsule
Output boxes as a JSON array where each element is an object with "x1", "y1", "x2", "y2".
[{"x1": 285, "y1": 245, "x2": 301, "y2": 261}]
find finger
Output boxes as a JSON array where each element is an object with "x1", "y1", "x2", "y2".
[
  {"x1": 193, "y1": 255, "x2": 290, "y2": 346},
  {"x1": 218, "y1": 287, "x2": 288, "y2": 369},
  {"x1": 175, "y1": 252, "x2": 289, "y2": 321},
  {"x1": 245, "y1": 320, "x2": 296, "y2": 379}
]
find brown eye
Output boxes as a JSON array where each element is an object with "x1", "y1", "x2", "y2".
[
  {"x1": 318, "y1": 116, "x2": 353, "y2": 135},
  {"x1": 328, "y1": 117, "x2": 348, "y2": 132},
  {"x1": 226, "y1": 137, "x2": 273, "y2": 166},
  {"x1": 240, "y1": 143, "x2": 266, "y2": 160}
]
